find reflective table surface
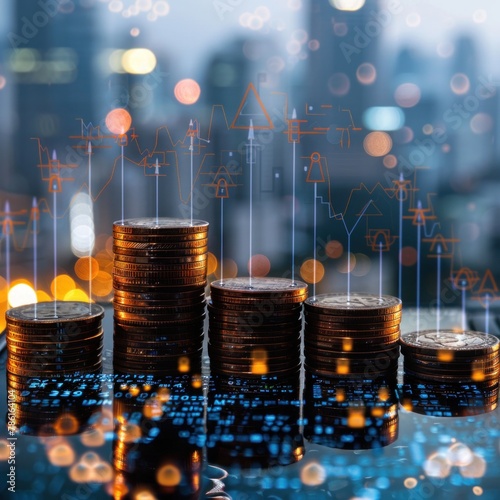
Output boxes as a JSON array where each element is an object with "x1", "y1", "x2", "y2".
[{"x1": 1, "y1": 306, "x2": 499, "y2": 499}]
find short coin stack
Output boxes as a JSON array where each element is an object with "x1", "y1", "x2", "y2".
[
  {"x1": 5, "y1": 301, "x2": 104, "y2": 384},
  {"x1": 401, "y1": 330, "x2": 500, "y2": 385},
  {"x1": 112, "y1": 217, "x2": 209, "y2": 374},
  {"x1": 304, "y1": 293, "x2": 402, "y2": 379},
  {"x1": 208, "y1": 277, "x2": 308, "y2": 377}
]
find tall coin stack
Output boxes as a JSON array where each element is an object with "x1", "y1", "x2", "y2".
[
  {"x1": 401, "y1": 330, "x2": 500, "y2": 386},
  {"x1": 304, "y1": 293, "x2": 402, "y2": 379},
  {"x1": 208, "y1": 277, "x2": 308, "y2": 377},
  {"x1": 112, "y1": 218, "x2": 209, "y2": 374},
  {"x1": 5, "y1": 301, "x2": 104, "y2": 384}
]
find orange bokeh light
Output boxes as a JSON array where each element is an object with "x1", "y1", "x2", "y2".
[
  {"x1": 51, "y1": 274, "x2": 76, "y2": 300},
  {"x1": 248, "y1": 254, "x2": 271, "y2": 277},
  {"x1": 105, "y1": 108, "x2": 132, "y2": 135},
  {"x1": 174, "y1": 78, "x2": 201, "y2": 105},
  {"x1": 207, "y1": 252, "x2": 218, "y2": 275},
  {"x1": 75, "y1": 256, "x2": 99, "y2": 281},
  {"x1": 300, "y1": 259, "x2": 325, "y2": 284}
]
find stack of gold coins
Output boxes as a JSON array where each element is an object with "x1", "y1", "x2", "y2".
[
  {"x1": 112, "y1": 218, "x2": 208, "y2": 374},
  {"x1": 5, "y1": 301, "x2": 104, "y2": 383},
  {"x1": 303, "y1": 372, "x2": 399, "y2": 450},
  {"x1": 400, "y1": 330, "x2": 499, "y2": 385},
  {"x1": 208, "y1": 277, "x2": 308, "y2": 377},
  {"x1": 304, "y1": 293, "x2": 402, "y2": 379}
]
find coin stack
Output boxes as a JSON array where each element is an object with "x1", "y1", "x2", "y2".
[
  {"x1": 208, "y1": 277, "x2": 308, "y2": 377},
  {"x1": 304, "y1": 293, "x2": 402, "y2": 379},
  {"x1": 400, "y1": 329, "x2": 500, "y2": 385},
  {"x1": 5, "y1": 301, "x2": 104, "y2": 384},
  {"x1": 112, "y1": 218, "x2": 208, "y2": 374}
]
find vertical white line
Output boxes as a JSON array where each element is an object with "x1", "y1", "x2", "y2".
[
  {"x1": 53, "y1": 190, "x2": 57, "y2": 315},
  {"x1": 220, "y1": 198, "x2": 224, "y2": 285},
  {"x1": 313, "y1": 183, "x2": 317, "y2": 298},
  {"x1": 292, "y1": 140, "x2": 296, "y2": 284}
]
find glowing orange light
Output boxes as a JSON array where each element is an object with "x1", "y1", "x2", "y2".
[
  {"x1": 54, "y1": 414, "x2": 79, "y2": 435},
  {"x1": 0, "y1": 439, "x2": 11, "y2": 460},
  {"x1": 178, "y1": 356, "x2": 190, "y2": 373},
  {"x1": 69, "y1": 462, "x2": 92, "y2": 483},
  {"x1": 437, "y1": 350, "x2": 454, "y2": 362},
  {"x1": 143, "y1": 397, "x2": 164, "y2": 419},
  {"x1": 0, "y1": 276, "x2": 8, "y2": 302},
  {"x1": 347, "y1": 409, "x2": 365, "y2": 428},
  {"x1": 404, "y1": 477, "x2": 418, "y2": 489},
  {"x1": 156, "y1": 463, "x2": 182, "y2": 487},
  {"x1": 342, "y1": 338, "x2": 353, "y2": 351},
  {"x1": 336, "y1": 388, "x2": 345, "y2": 402},
  {"x1": 207, "y1": 252, "x2": 218, "y2": 275},
  {"x1": 248, "y1": 254, "x2": 271, "y2": 277},
  {"x1": 75, "y1": 256, "x2": 99, "y2": 281},
  {"x1": 64, "y1": 289, "x2": 90, "y2": 302},
  {"x1": 48, "y1": 443, "x2": 76, "y2": 467},
  {"x1": 300, "y1": 259, "x2": 325, "y2": 284},
  {"x1": 91, "y1": 462, "x2": 114, "y2": 483},
  {"x1": 378, "y1": 387, "x2": 390, "y2": 402},
  {"x1": 91, "y1": 271, "x2": 113, "y2": 297},
  {"x1": 174, "y1": 79, "x2": 201, "y2": 105},
  {"x1": 157, "y1": 388, "x2": 170, "y2": 403},
  {"x1": 105, "y1": 108, "x2": 132, "y2": 135},
  {"x1": 336, "y1": 359, "x2": 350, "y2": 375},
  {"x1": 363, "y1": 131, "x2": 392, "y2": 157},
  {"x1": 51, "y1": 274, "x2": 76, "y2": 301},
  {"x1": 117, "y1": 422, "x2": 142, "y2": 443},
  {"x1": 191, "y1": 374, "x2": 202, "y2": 389},
  {"x1": 450, "y1": 73, "x2": 470, "y2": 95}
]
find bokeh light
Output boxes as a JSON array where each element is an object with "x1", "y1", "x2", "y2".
[
  {"x1": 8, "y1": 282, "x2": 37, "y2": 307},
  {"x1": 406, "y1": 12, "x2": 421, "y2": 28},
  {"x1": 423, "y1": 452, "x2": 451, "y2": 478},
  {"x1": 248, "y1": 254, "x2": 271, "y2": 277},
  {"x1": 105, "y1": 108, "x2": 132, "y2": 135},
  {"x1": 459, "y1": 454, "x2": 486, "y2": 478},
  {"x1": 337, "y1": 253, "x2": 356, "y2": 273},
  {"x1": 69, "y1": 462, "x2": 92, "y2": 483},
  {"x1": 64, "y1": 289, "x2": 90, "y2": 302},
  {"x1": 47, "y1": 443, "x2": 76, "y2": 467},
  {"x1": 400, "y1": 246, "x2": 417, "y2": 266},
  {"x1": 75, "y1": 256, "x2": 99, "y2": 281},
  {"x1": 174, "y1": 78, "x2": 201, "y2": 105},
  {"x1": 470, "y1": 113, "x2": 493, "y2": 134},
  {"x1": 214, "y1": 258, "x2": 238, "y2": 279},
  {"x1": 122, "y1": 48, "x2": 157, "y2": 74},
  {"x1": 0, "y1": 75, "x2": 6, "y2": 90},
  {"x1": 0, "y1": 439, "x2": 10, "y2": 460},
  {"x1": 383, "y1": 154, "x2": 397, "y2": 168},
  {"x1": 356, "y1": 63, "x2": 376, "y2": 85},
  {"x1": 328, "y1": 73, "x2": 350, "y2": 96},
  {"x1": 450, "y1": 73, "x2": 470, "y2": 95},
  {"x1": 91, "y1": 271, "x2": 113, "y2": 297},
  {"x1": 300, "y1": 259, "x2": 325, "y2": 284},
  {"x1": 157, "y1": 464, "x2": 182, "y2": 487},
  {"x1": 325, "y1": 240, "x2": 343, "y2": 259},
  {"x1": 207, "y1": 252, "x2": 217, "y2": 275},
  {"x1": 51, "y1": 274, "x2": 76, "y2": 300},
  {"x1": 404, "y1": 477, "x2": 418, "y2": 489},
  {"x1": 446, "y1": 442, "x2": 473, "y2": 467},
  {"x1": 473, "y1": 9, "x2": 487, "y2": 23},
  {"x1": 0, "y1": 276, "x2": 8, "y2": 302},
  {"x1": 300, "y1": 461, "x2": 326, "y2": 486},
  {"x1": 330, "y1": 0, "x2": 365, "y2": 11},
  {"x1": 363, "y1": 131, "x2": 392, "y2": 157},
  {"x1": 351, "y1": 253, "x2": 371, "y2": 277},
  {"x1": 394, "y1": 83, "x2": 421, "y2": 108}
]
